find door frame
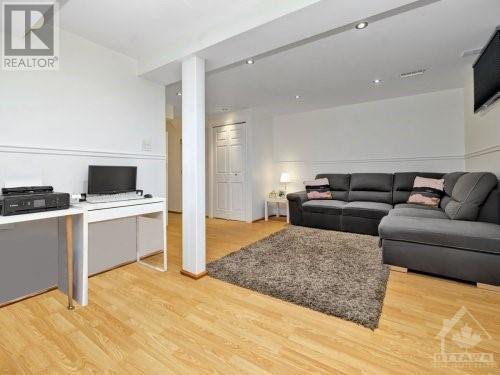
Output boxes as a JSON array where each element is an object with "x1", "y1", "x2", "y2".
[{"x1": 208, "y1": 120, "x2": 249, "y2": 222}]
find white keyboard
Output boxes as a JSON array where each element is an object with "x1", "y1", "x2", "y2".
[{"x1": 86, "y1": 193, "x2": 145, "y2": 204}]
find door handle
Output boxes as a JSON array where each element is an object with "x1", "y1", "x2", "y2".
[{"x1": 234, "y1": 173, "x2": 238, "y2": 176}]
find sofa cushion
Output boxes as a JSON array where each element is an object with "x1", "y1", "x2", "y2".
[
  {"x1": 316, "y1": 174, "x2": 350, "y2": 201},
  {"x1": 379, "y1": 216, "x2": 500, "y2": 254},
  {"x1": 393, "y1": 172, "x2": 444, "y2": 204},
  {"x1": 394, "y1": 203, "x2": 442, "y2": 211},
  {"x1": 440, "y1": 172, "x2": 467, "y2": 209},
  {"x1": 343, "y1": 201, "x2": 392, "y2": 220},
  {"x1": 348, "y1": 173, "x2": 394, "y2": 204},
  {"x1": 388, "y1": 207, "x2": 448, "y2": 220},
  {"x1": 443, "y1": 172, "x2": 467, "y2": 196},
  {"x1": 302, "y1": 200, "x2": 347, "y2": 215},
  {"x1": 303, "y1": 212, "x2": 342, "y2": 230},
  {"x1": 445, "y1": 172, "x2": 498, "y2": 221},
  {"x1": 440, "y1": 196, "x2": 452, "y2": 210}
]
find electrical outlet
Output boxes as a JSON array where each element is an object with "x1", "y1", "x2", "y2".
[{"x1": 141, "y1": 139, "x2": 152, "y2": 152}]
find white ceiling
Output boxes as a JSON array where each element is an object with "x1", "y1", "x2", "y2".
[
  {"x1": 165, "y1": 0, "x2": 500, "y2": 117},
  {"x1": 57, "y1": 0, "x2": 321, "y2": 74},
  {"x1": 15, "y1": 0, "x2": 496, "y2": 118},
  {"x1": 143, "y1": 0, "x2": 421, "y2": 84}
]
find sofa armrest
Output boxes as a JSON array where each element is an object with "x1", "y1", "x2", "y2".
[
  {"x1": 287, "y1": 191, "x2": 308, "y2": 225},
  {"x1": 287, "y1": 191, "x2": 309, "y2": 204},
  {"x1": 478, "y1": 186, "x2": 500, "y2": 225}
]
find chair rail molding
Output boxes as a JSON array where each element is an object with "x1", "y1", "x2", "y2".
[
  {"x1": 275, "y1": 153, "x2": 464, "y2": 165},
  {"x1": 465, "y1": 144, "x2": 500, "y2": 160},
  {"x1": 0, "y1": 144, "x2": 166, "y2": 161}
]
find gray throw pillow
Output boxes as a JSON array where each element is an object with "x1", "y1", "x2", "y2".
[
  {"x1": 440, "y1": 172, "x2": 466, "y2": 209},
  {"x1": 445, "y1": 172, "x2": 498, "y2": 221}
]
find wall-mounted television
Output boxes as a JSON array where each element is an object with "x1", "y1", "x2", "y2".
[
  {"x1": 473, "y1": 27, "x2": 500, "y2": 113},
  {"x1": 88, "y1": 166, "x2": 137, "y2": 195}
]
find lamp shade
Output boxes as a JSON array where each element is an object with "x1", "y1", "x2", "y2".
[{"x1": 280, "y1": 172, "x2": 291, "y2": 183}]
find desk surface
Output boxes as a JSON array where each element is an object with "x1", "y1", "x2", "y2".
[
  {"x1": 74, "y1": 197, "x2": 165, "y2": 211},
  {"x1": 0, "y1": 198, "x2": 166, "y2": 225},
  {"x1": 0, "y1": 207, "x2": 83, "y2": 225}
]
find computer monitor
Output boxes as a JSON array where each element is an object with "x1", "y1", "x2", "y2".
[{"x1": 88, "y1": 166, "x2": 137, "y2": 195}]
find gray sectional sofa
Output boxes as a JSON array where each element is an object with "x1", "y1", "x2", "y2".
[{"x1": 287, "y1": 172, "x2": 500, "y2": 286}]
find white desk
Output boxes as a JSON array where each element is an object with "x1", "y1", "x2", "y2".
[
  {"x1": 0, "y1": 197, "x2": 167, "y2": 309},
  {"x1": 77, "y1": 197, "x2": 167, "y2": 273},
  {"x1": 73, "y1": 197, "x2": 167, "y2": 306},
  {"x1": 0, "y1": 207, "x2": 84, "y2": 310}
]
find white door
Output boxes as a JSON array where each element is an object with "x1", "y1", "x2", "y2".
[{"x1": 213, "y1": 123, "x2": 246, "y2": 221}]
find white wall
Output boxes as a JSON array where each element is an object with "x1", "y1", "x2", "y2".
[
  {"x1": 464, "y1": 73, "x2": 500, "y2": 177},
  {"x1": 167, "y1": 119, "x2": 182, "y2": 211},
  {"x1": 273, "y1": 89, "x2": 466, "y2": 192},
  {"x1": 250, "y1": 112, "x2": 275, "y2": 220},
  {"x1": 206, "y1": 109, "x2": 274, "y2": 222},
  {"x1": 0, "y1": 30, "x2": 166, "y2": 196},
  {"x1": 203, "y1": 89, "x2": 467, "y2": 220}
]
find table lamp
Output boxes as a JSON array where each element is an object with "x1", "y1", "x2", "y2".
[{"x1": 280, "y1": 172, "x2": 291, "y2": 192}]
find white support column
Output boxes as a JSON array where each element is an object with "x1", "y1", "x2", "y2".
[{"x1": 181, "y1": 55, "x2": 207, "y2": 279}]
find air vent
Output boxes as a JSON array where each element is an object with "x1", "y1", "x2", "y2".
[
  {"x1": 462, "y1": 48, "x2": 482, "y2": 58},
  {"x1": 400, "y1": 69, "x2": 426, "y2": 79}
]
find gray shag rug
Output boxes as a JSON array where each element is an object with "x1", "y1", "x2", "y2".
[{"x1": 207, "y1": 225, "x2": 389, "y2": 329}]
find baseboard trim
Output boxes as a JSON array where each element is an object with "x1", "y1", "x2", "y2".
[
  {"x1": 180, "y1": 270, "x2": 208, "y2": 280},
  {"x1": 254, "y1": 215, "x2": 288, "y2": 223},
  {"x1": 89, "y1": 251, "x2": 164, "y2": 277},
  {"x1": 477, "y1": 283, "x2": 500, "y2": 292},
  {"x1": 140, "y1": 250, "x2": 164, "y2": 260},
  {"x1": 390, "y1": 266, "x2": 408, "y2": 273},
  {"x1": 0, "y1": 286, "x2": 58, "y2": 308},
  {"x1": 1, "y1": 251, "x2": 165, "y2": 307},
  {"x1": 252, "y1": 217, "x2": 265, "y2": 222}
]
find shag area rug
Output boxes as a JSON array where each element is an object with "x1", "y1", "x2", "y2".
[{"x1": 207, "y1": 225, "x2": 389, "y2": 329}]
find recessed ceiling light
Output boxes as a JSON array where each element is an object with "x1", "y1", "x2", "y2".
[
  {"x1": 355, "y1": 21, "x2": 368, "y2": 30},
  {"x1": 373, "y1": 79, "x2": 382, "y2": 84},
  {"x1": 295, "y1": 95, "x2": 301, "y2": 99},
  {"x1": 176, "y1": 91, "x2": 182, "y2": 96},
  {"x1": 246, "y1": 58, "x2": 255, "y2": 65}
]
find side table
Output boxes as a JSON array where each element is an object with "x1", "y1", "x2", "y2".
[{"x1": 264, "y1": 197, "x2": 289, "y2": 223}]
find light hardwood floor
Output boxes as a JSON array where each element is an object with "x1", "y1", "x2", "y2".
[{"x1": 0, "y1": 213, "x2": 498, "y2": 373}]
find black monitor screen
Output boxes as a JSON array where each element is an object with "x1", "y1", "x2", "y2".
[{"x1": 88, "y1": 166, "x2": 137, "y2": 195}]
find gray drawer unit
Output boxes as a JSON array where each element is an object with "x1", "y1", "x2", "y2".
[
  {"x1": 0, "y1": 219, "x2": 59, "y2": 304},
  {"x1": 88, "y1": 217, "x2": 137, "y2": 276}
]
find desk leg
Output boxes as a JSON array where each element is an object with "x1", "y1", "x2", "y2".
[
  {"x1": 163, "y1": 207, "x2": 168, "y2": 272},
  {"x1": 137, "y1": 210, "x2": 168, "y2": 272},
  {"x1": 265, "y1": 201, "x2": 268, "y2": 221},
  {"x1": 65, "y1": 215, "x2": 75, "y2": 310},
  {"x1": 276, "y1": 203, "x2": 280, "y2": 218}
]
